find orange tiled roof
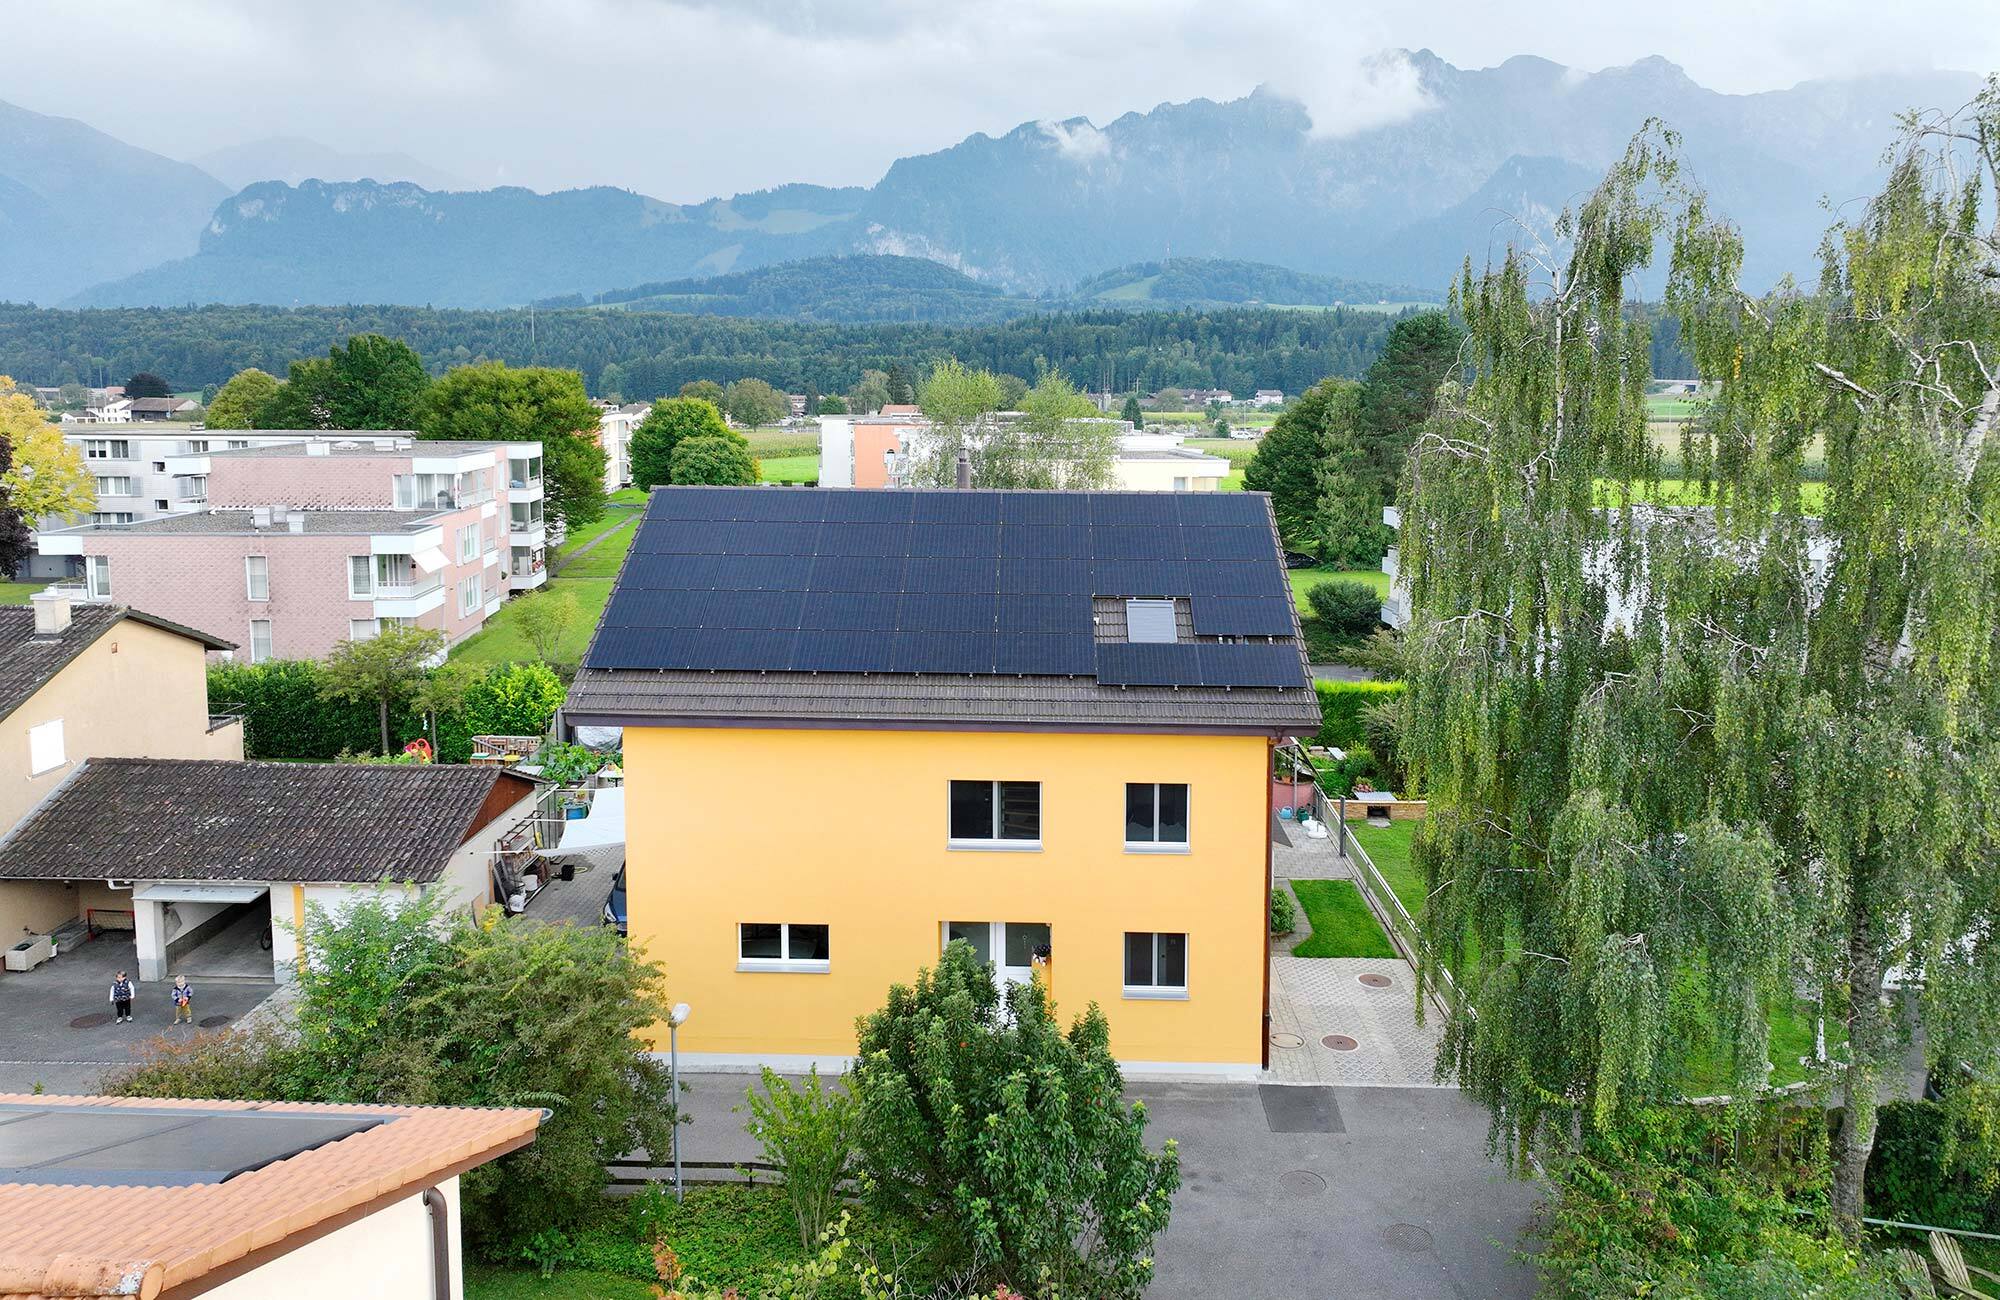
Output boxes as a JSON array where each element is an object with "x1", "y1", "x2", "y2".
[{"x1": 0, "y1": 1095, "x2": 540, "y2": 1299}]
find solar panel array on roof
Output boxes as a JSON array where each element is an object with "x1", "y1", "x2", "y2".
[
  {"x1": 0, "y1": 1103, "x2": 382, "y2": 1187},
  {"x1": 589, "y1": 488, "x2": 1306, "y2": 689}
]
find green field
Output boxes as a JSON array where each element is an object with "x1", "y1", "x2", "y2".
[
  {"x1": 759, "y1": 454, "x2": 817, "y2": 482},
  {"x1": 1645, "y1": 395, "x2": 1703, "y2": 420},
  {"x1": 1288, "y1": 566, "x2": 1390, "y2": 609},
  {"x1": 1599, "y1": 476, "x2": 1829, "y2": 515},
  {"x1": 1288, "y1": 879, "x2": 1397, "y2": 958},
  {"x1": 1183, "y1": 437, "x2": 1260, "y2": 465},
  {"x1": 1, "y1": 580, "x2": 48, "y2": 605}
]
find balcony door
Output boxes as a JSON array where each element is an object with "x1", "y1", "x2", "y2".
[{"x1": 944, "y1": 920, "x2": 1050, "y2": 991}]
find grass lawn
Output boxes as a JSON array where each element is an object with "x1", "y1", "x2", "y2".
[
  {"x1": 466, "y1": 1266, "x2": 658, "y2": 1300},
  {"x1": 0, "y1": 579, "x2": 48, "y2": 605},
  {"x1": 1218, "y1": 471, "x2": 1244, "y2": 492},
  {"x1": 1348, "y1": 820, "x2": 1423, "y2": 922},
  {"x1": 1288, "y1": 879, "x2": 1397, "y2": 958},
  {"x1": 558, "y1": 513, "x2": 641, "y2": 579},
  {"x1": 741, "y1": 426, "x2": 818, "y2": 459},
  {"x1": 758, "y1": 453, "x2": 818, "y2": 482},
  {"x1": 552, "y1": 505, "x2": 639, "y2": 562},
  {"x1": 1288, "y1": 566, "x2": 1390, "y2": 609},
  {"x1": 1598, "y1": 476, "x2": 1829, "y2": 516},
  {"x1": 1645, "y1": 396, "x2": 1702, "y2": 420},
  {"x1": 608, "y1": 486, "x2": 648, "y2": 507}
]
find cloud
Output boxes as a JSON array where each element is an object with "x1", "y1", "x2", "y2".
[
  {"x1": 1037, "y1": 119, "x2": 1113, "y2": 164},
  {"x1": 1, "y1": 0, "x2": 1989, "y2": 205}
]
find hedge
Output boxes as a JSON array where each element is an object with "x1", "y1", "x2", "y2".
[
  {"x1": 210, "y1": 659, "x2": 566, "y2": 763},
  {"x1": 1866, "y1": 1085, "x2": 2000, "y2": 1233},
  {"x1": 1313, "y1": 679, "x2": 1403, "y2": 750}
]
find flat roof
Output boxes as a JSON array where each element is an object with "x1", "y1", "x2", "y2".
[
  {"x1": 0, "y1": 1095, "x2": 539, "y2": 1299},
  {"x1": 198, "y1": 438, "x2": 537, "y2": 460},
  {"x1": 45, "y1": 508, "x2": 452, "y2": 538}
]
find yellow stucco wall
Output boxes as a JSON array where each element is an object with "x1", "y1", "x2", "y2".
[{"x1": 626, "y1": 725, "x2": 1270, "y2": 1070}]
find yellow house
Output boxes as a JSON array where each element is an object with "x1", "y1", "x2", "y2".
[{"x1": 566, "y1": 486, "x2": 1320, "y2": 1077}]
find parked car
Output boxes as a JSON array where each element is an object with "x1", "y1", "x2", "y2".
[{"x1": 603, "y1": 866, "x2": 627, "y2": 936}]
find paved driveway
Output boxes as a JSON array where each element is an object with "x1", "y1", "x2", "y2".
[
  {"x1": 669, "y1": 1072, "x2": 1538, "y2": 1299},
  {"x1": 0, "y1": 931, "x2": 276, "y2": 1095}
]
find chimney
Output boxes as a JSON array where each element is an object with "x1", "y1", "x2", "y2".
[
  {"x1": 251, "y1": 506, "x2": 272, "y2": 529},
  {"x1": 31, "y1": 589, "x2": 71, "y2": 636},
  {"x1": 955, "y1": 449, "x2": 972, "y2": 490},
  {"x1": 271, "y1": 504, "x2": 288, "y2": 524},
  {"x1": 305, "y1": 439, "x2": 331, "y2": 456},
  {"x1": 287, "y1": 515, "x2": 305, "y2": 534}
]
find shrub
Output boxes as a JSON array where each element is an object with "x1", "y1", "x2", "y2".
[
  {"x1": 1305, "y1": 578, "x2": 1382, "y2": 638},
  {"x1": 466, "y1": 660, "x2": 567, "y2": 737},
  {"x1": 850, "y1": 942, "x2": 1180, "y2": 1299},
  {"x1": 1312, "y1": 679, "x2": 1404, "y2": 750},
  {"x1": 208, "y1": 658, "x2": 397, "y2": 759},
  {"x1": 742, "y1": 1066, "x2": 858, "y2": 1249},
  {"x1": 1269, "y1": 885, "x2": 1297, "y2": 936},
  {"x1": 1867, "y1": 1083, "x2": 2000, "y2": 1232}
]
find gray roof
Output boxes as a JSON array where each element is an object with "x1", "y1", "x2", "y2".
[
  {"x1": 199, "y1": 438, "x2": 533, "y2": 459},
  {"x1": 0, "y1": 604, "x2": 234, "y2": 725},
  {"x1": 566, "y1": 485, "x2": 1320, "y2": 736},
  {"x1": 49, "y1": 508, "x2": 452, "y2": 537},
  {"x1": 566, "y1": 668, "x2": 1321, "y2": 732},
  {"x1": 0, "y1": 759, "x2": 537, "y2": 884}
]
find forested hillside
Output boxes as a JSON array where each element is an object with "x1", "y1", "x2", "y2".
[
  {"x1": 535, "y1": 254, "x2": 1044, "y2": 323},
  {"x1": 0, "y1": 302, "x2": 1414, "y2": 398}
]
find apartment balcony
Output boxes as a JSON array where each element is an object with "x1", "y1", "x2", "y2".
[
  {"x1": 1382, "y1": 504, "x2": 1402, "y2": 529},
  {"x1": 1381, "y1": 589, "x2": 1411, "y2": 630},
  {"x1": 371, "y1": 571, "x2": 445, "y2": 618},
  {"x1": 43, "y1": 580, "x2": 109, "y2": 605},
  {"x1": 510, "y1": 547, "x2": 547, "y2": 590},
  {"x1": 1382, "y1": 547, "x2": 1399, "y2": 583},
  {"x1": 508, "y1": 521, "x2": 546, "y2": 547},
  {"x1": 507, "y1": 479, "x2": 544, "y2": 505}
]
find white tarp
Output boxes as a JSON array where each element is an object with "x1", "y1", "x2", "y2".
[{"x1": 540, "y1": 788, "x2": 626, "y2": 873}]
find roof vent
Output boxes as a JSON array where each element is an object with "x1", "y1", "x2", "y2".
[
  {"x1": 287, "y1": 514, "x2": 306, "y2": 534},
  {"x1": 251, "y1": 506, "x2": 272, "y2": 529},
  {"x1": 270, "y1": 504, "x2": 288, "y2": 524},
  {"x1": 305, "y1": 440, "x2": 331, "y2": 456}
]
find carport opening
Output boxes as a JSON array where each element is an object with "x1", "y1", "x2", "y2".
[{"x1": 137, "y1": 885, "x2": 277, "y2": 984}]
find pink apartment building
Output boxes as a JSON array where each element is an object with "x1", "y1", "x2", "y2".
[{"x1": 38, "y1": 437, "x2": 547, "y2": 661}]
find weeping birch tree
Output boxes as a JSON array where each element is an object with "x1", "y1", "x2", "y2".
[{"x1": 1399, "y1": 88, "x2": 2000, "y2": 1230}]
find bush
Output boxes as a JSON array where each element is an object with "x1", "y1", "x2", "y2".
[
  {"x1": 113, "y1": 889, "x2": 677, "y2": 1261},
  {"x1": 850, "y1": 942, "x2": 1180, "y2": 1299},
  {"x1": 466, "y1": 661, "x2": 566, "y2": 738},
  {"x1": 1270, "y1": 885, "x2": 1297, "y2": 936},
  {"x1": 208, "y1": 658, "x2": 395, "y2": 759},
  {"x1": 1312, "y1": 679, "x2": 1404, "y2": 750},
  {"x1": 1305, "y1": 578, "x2": 1382, "y2": 638},
  {"x1": 1867, "y1": 1083, "x2": 2000, "y2": 1232},
  {"x1": 1315, "y1": 746, "x2": 1381, "y2": 798},
  {"x1": 742, "y1": 1066, "x2": 858, "y2": 1250}
]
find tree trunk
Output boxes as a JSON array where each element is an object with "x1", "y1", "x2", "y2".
[
  {"x1": 378, "y1": 698, "x2": 392, "y2": 756},
  {"x1": 1831, "y1": 934, "x2": 1887, "y2": 1234}
]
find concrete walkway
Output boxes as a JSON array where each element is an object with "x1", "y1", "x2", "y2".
[{"x1": 1269, "y1": 815, "x2": 1447, "y2": 1087}]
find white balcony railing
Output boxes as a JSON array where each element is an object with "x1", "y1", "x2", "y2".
[{"x1": 373, "y1": 572, "x2": 443, "y2": 599}]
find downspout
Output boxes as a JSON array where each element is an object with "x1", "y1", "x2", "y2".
[
  {"x1": 1262, "y1": 737, "x2": 1274, "y2": 1072},
  {"x1": 422, "y1": 1187, "x2": 451, "y2": 1300}
]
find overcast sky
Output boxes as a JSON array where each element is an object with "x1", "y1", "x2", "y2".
[{"x1": 12, "y1": 0, "x2": 1993, "y2": 202}]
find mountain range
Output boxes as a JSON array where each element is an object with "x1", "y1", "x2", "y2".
[
  {"x1": 3, "y1": 53, "x2": 1982, "y2": 311},
  {"x1": 190, "y1": 137, "x2": 467, "y2": 194}
]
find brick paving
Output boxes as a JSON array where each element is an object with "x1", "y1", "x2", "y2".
[{"x1": 1268, "y1": 817, "x2": 1448, "y2": 1087}]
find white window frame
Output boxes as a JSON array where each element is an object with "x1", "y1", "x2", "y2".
[
  {"x1": 244, "y1": 554, "x2": 269, "y2": 601},
  {"x1": 457, "y1": 523, "x2": 478, "y2": 563},
  {"x1": 348, "y1": 618, "x2": 379, "y2": 640},
  {"x1": 84, "y1": 555, "x2": 111, "y2": 599},
  {"x1": 27, "y1": 719, "x2": 66, "y2": 776},
  {"x1": 249, "y1": 618, "x2": 273, "y2": 664},
  {"x1": 1124, "y1": 782, "x2": 1191, "y2": 853},
  {"x1": 947, "y1": 779, "x2": 1042, "y2": 851},
  {"x1": 1122, "y1": 931, "x2": 1188, "y2": 1000},
  {"x1": 89, "y1": 512, "x2": 134, "y2": 526},
  {"x1": 736, "y1": 922, "x2": 831, "y2": 973},
  {"x1": 348, "y1": 555, "x2": 375, "y2": 598},
  {"x1": 94, "y1": 475, "x2": 133, "y2": 496},
  {"x1": 457, "y1": 577, "x2": 479, "y2": 617},
  {"x1": 1125, "y1": 598, "x2": 1177, "y2": 644}
]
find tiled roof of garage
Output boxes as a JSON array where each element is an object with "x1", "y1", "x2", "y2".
[{"x1": 0, "y1": 759, "x2": 535, "y2": 884}]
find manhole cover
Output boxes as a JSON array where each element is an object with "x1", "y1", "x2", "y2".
[
  {"x1": 1383, "y1": 1223, "x2": 1434, "y2": 1252},
  {"x1": 1269, "y1": 1031, "x2": 1304, "y2": 1049},
  {"x1": 1278, "y1": 1170, "x2": 1327, "y2": 1197},
  {"x1": 1322, "y1": 1034, "x2": 1359, "y2": 1052},
  {"x1": 69, "y1": 1012, "x2": 112, "y2": 1029},
  {"x1": 1358, "y1": 973, "x2": 1393, "y2": 988},
  {"x1": 198, "y1": 1014, "x2": 232, "y2": 1028}
]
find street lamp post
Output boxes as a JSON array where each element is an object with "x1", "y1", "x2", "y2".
[{"x1": 669, "y1": 1001, "x2": 691, "y2": 1202}]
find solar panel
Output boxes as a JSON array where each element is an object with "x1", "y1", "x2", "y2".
[
  {"x1": 0, "y1": 1103, "x2": 382, "y2": 1188},
  {"x1": 1198, "y1": 643, "x2": 1309, "y2": 688},
  {"x1": 587, "y1": 487, "x2": 1303, "y2": 682},
  {"x1": 1184, "y1": 525, "x2": 1281, "y2": 562},
  {"x1": 1094, "y1": 642, "x2": 1204, "y2": 686},
  {"x1": 993, "y1": 633, "x2": 1095, "y2": 675},
  {"x1": 1191, "y1": 595, "x2": 1298, "y2": 637}
]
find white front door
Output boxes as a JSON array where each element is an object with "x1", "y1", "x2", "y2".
[{"x1": 944, "y1": 921, "x2": 1050, "y2": 989}]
